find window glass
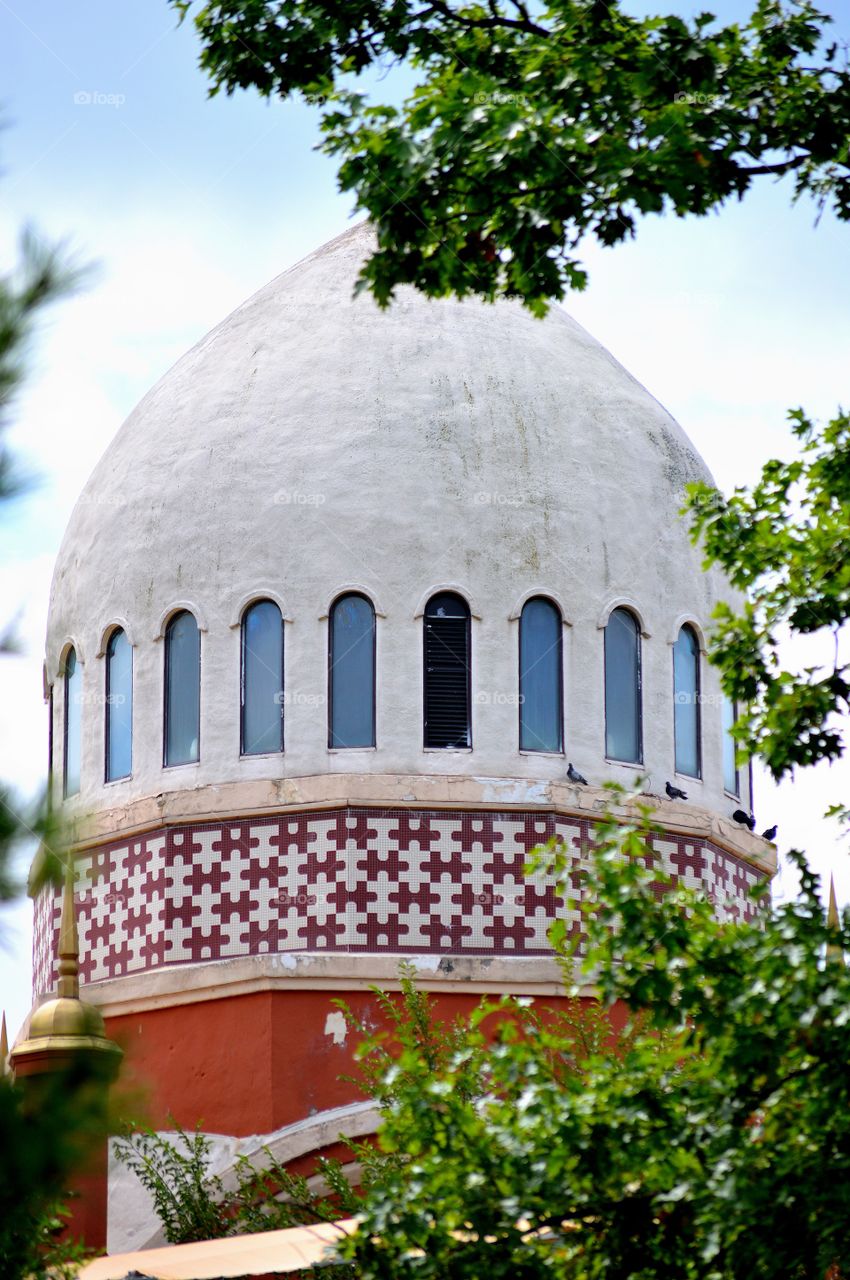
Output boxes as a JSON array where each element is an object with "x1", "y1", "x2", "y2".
[
  {"x1": 673, "y1": 625, "x2": 700, "y2": 777},
  {"x1": 63, "y1": 648, "x2": 82, "y2": 797},
  {"x1": 519, "y1": 598, "x2": 563, "y2": 752},
  {"x1": 106, "y1": 629, "x2": 133, "y2": 780},
  {"x1": 242, "y1": 600, "x2": 284, "y2": 755},
  {"x1": 329, "y1": 594, "x2": 375, "y2": 748},
  {"x1": 165, "y1": 611, "x2": 200, "y2": 766},
  {"x1": 604, "y1": 608, "x2": 642, "y2": 763},
  {"x1": 723, "y1": 695, "x2": 740, "y2": 795}
]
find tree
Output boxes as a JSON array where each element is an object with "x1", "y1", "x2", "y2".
[
  {"x1": 338, "y1": 795, "x2": 850, "y2": 1280},
  {"x1": 687, "y1": 408, "x2": 850, "y2": 786},
  {"x1": 0, "y1": 212, "x2": 99, "y2": 1280},
  {"x1": 173, "y1": 0, "x2": 850, "y2": 312}
]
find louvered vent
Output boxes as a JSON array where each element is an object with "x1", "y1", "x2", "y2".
[{"x1": 424, "y1": 594, "x2": 471, "y2": 749}]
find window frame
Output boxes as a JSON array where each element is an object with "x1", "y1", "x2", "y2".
[
  {"x1": 104, "y1": 627, "x2": 133, "y2": 782},
  {"x1": 672, "y1": 623, "x2": 702, "y2": 779},
  {"x1": 423, "y1": 591, "x2": 472, "y2": 750},
  {"x1": 723, "y1": 696, "x2": 741, "y2": 798},
  {"x1": 603, "y1": 607, "x2": 643, "y2": 765},
  {"x1": 518, "y1": 595, "x2": 564, "y2": 754},
  {"x1": 62, "y1": 647, "x2": 81, "y2": 799},
  {"x1": 163, "y1": 610, "x2": 201, "y2": 768},
  {"x1": 240, "y1": 599, "x2": 285, "y2": 757},
  {"x1": 327, "y1": 592, "x2": 377, "y2": 750}
]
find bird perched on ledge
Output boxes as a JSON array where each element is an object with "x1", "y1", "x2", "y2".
[
  {"x1": 567, "y1": 763, "x2": 588, "y2": 785},
  {"x1": 732, "y1": 809, "x2": 756, "y2": 830},
  {"x1": 761, "y1": 824, "x2": 778, "y2": 841},
  {"x1": 666, "y1": 781, "x2": 688, "y2": 801}
]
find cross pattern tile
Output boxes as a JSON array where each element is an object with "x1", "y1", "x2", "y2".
[{"x1": 32, "y1": 808, "x2": 768, "y2": 995}]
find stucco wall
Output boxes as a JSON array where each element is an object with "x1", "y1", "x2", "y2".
[{"x1": 45, "y1": 223, "x2": 749, "y2": 823}]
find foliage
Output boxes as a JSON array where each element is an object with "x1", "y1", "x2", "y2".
[
  {"x1": 338, "y1": 788, "x2": 850, "y2": 1280},
  {"x1": 114, "y1": 1124, "x2": 232, "y2": 1244},
  {"x1": 687, "y1": 407, "x2": 850, "y2": 783},
  {"x1": 115, "y1": 1116, "x2": 377, "y2": 1244},
  {"x1": 18, "y1": 1200, "x2": 94, "y2": 1280},
  {"x1": 0, "y1": 227, "x2": 85, "y2": 500},
  {"x1": 0, "y1": 164, "x2": 94, "y2": 1280},
  {"x1": 0, "y1": 1061, "x2": 112, "y2": 1279},
  {"x1": 173, "y1": 0, "x2": 850, "y2": 312}
]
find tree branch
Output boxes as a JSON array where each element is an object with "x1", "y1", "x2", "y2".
[
  {"x1": 419, "y1": 0, "x2": 550, "y2": 38},
  {"x1": 737, "y1": 153, "x2": 809, "y2": 176}
]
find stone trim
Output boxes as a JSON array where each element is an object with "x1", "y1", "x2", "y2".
[{"x1": 63, "y1": 773, "x2": 775, "y2": 870}]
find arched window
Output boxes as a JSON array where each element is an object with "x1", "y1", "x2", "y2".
[
  {"x1": 604, "y1": 608, "x2": 642, "y2": 763},
  {"x1": 63, "y1": 647, "x2": 82, "y2": 798},
  {"x1": 164, "y1": 611, "x2": 200, "y2": 766},
  {"x1": 241, "y1": 600, "x2": 284, "y2": 755},
  {"x1": 723, "y1": 695, "x2": 740, "y2": 795},
  {"x1": 105, "y1": 628, "x2": 133, "y2": 781},
  {"x1": 329, "y1": 594, "x2": 376, "y2": 748},
  {"x1": 519, "y1": 597, "x2": 563, "y2": 752},
  {"x1": 673, "y1": 624, "x2": 701, "y2": 778},
  {"x1": 424, "y1": 592, "x2": 471, "y2": 749}
]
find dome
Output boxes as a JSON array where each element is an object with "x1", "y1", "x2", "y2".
[{"x1": 46, "y1": 221, "x2": 742, "y2": 821}]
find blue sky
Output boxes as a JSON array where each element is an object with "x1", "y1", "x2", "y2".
[{"x1": 1, "y1": 0, "x2": 849, "y2": 1037}]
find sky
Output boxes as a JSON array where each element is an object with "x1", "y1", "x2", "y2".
[{"x1": 1, "y1": 0, "x2": 849, "y2": 1039}]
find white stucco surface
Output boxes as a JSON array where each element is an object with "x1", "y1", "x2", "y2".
[
  {"x1": 106, "y1": 1099, "x2": 378, "y2": 1253},
  {"x1": 47, "y1": 221, "x2": 749, "y2": 821}
]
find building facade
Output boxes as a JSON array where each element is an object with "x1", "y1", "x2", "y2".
[{"x1": 30, "y1": 222, "x2": 774, "y2": 1250}]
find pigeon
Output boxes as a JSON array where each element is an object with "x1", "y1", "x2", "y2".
[
  {"x1": 761, "y1": 824, "x2": 778, "y2": 842},
  {"x1": 666, "y1": 781, "x2": 688, "y2": 801},
  {"x1": 732, "y1": 809, "x2": 756, "y2": 830},
  {"x1": 567, "y1": 763, "x2": 588, "y2": 785}
]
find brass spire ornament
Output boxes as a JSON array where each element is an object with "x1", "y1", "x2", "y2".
[
  {"x1": 10, "y1": 857, "x2": 122, "y2": 1079},
  {"x1": 826, "y1": 873, "x2": 844, "y2": 966}
]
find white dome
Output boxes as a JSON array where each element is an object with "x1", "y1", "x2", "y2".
[{"x1": 47, "y1": 221, "x2": 745, "y2": 821}]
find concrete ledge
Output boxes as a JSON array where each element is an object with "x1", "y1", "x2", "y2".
[
  {"x1": 63, "y1": 772, "x2": 776, "y2": 874},
  {"x1": 80, "y1": 952, "x2": 586, "y2": 1018}
]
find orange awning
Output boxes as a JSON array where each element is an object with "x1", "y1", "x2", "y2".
[{"x1": 77, "y1": 1217, "x2": 357, "y2": 1279}]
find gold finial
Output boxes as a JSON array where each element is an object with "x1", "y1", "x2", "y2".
[
  {"x1": 827, "y1": 874, "x2": 844, "y2": 965},
  {"x1": 10, "y1": 854, "x2": 122, "y2": 1080},
  {"x1": 57, "y1": 856, "x2": 80, "y2": 1000},
  {"x1": 1, "y1": 1011, "x2": 8, "y2": 1076}
]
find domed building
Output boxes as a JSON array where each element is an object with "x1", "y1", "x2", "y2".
[{"x1": 30, "y1": 222, "x2": 773, "y2": 1250}]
